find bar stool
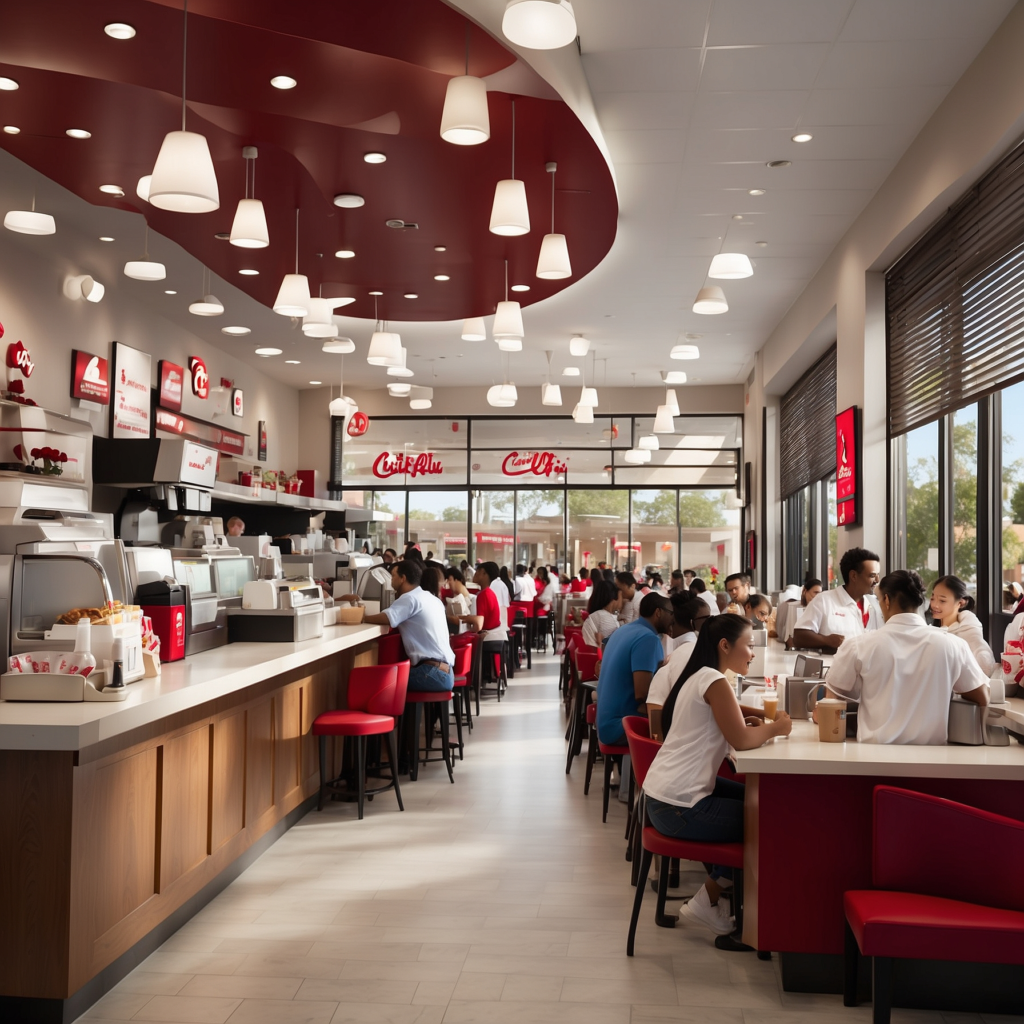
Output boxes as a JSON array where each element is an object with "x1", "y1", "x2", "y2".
[
  {"x1": 450, "y1": 643, "x2": 473, "y2": 760},
  {"x1": 565, "y1": 641, "x2": 600, "y2": 773},
  {"x1": 313, "y1": 661, "x2": 409, "y2": 820},
  {"x1": 533, "y1": 598, "x2": 554, "y2": 653},
  {"x1": 405, "y1": 677, "x2": 455, "y2": 784},
  {"x1": 510, "y1": 600, "x2": 534, "y2": 669}
]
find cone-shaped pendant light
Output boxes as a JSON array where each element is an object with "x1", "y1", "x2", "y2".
[
  {"x1": 536, "y1": 161, "x2": 572, "y2": 279},
  {"x1": 229, "y1": 147, "x2": 269, "y2": 248},
  {"x1": 274, "y1": 210, "x2": 310, "y2": 316},
  {"x1": 366, "y1": 296, "x2": 402, "y2": 367},
  {"x1": 440, "y1": 78, "x2": 489, "y2": 145},
  {"x1": 462, "y1": 317, "x2": 487, "y2": 341},
  {"x1": 490, "y1": 100, "x2": 530, "y2": 236}
]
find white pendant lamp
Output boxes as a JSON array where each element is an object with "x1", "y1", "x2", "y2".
[
  {"x1": 708, "y1": 252, "x2": 753, "y2": 279},
  {"x1": 302, "y1": 298, "x2": 338, "y2": 338},
  {"x1": 322, "y1": 337, "x2": 355, "y2": 354},
  {"x1": 274, "y1": 210, "x2": 310, "y2": 316},
  {"x1": 653, "y1": 404, "x2": 675, "y2": 434},
  {"x1": 408, "y1": 386, "x2": 433, "y2": 410},
  {"x1": 440, "y1": 75, "x2": 490, "y2": 146},
  {"x1": 665, "y1": 388, "x2": 680, "y2": 417},
  {"x1": 502, "y1": 0, "x2": 577, "y2": 49},
  {"x1": 579, "y1": 386, "x2": 599, "y2": 408},
  {"x1": 462, "y1": 317, "x2": 486, "y2": 341},
  {"x1": 663, "y1": 371, "x2": 687, "y2": 384},
  {"x1": 497, "y1": 336, "x2": 523, "y2": 352},
  {"x1": 124, "y1": 225, "x2": 166, "y2": 281},
  {"x1": 536, "y1": 161, "x2": 572, "y2": 279},
  {"x1": 4, "y1": 201, "x2": 55, "y2": 235},
  {"x1": 623, "y1": 448, "x2": 652, "y2": 464},
  {"x1": 136, "y1": 175, "x2": 152, "y2": 201},
  {"x1": 366, "y1": 294, "x2": 403, "y2": 366},
  {"x1": 229, "y1": 147, "x2": 269, "y2": 248},
  {"x1": 387, "y1": 347, "x2": 415, "y2": 377},
  {"x1": 388, "y1": 382, "x2": 412, "y2": 397},
  {"x1": 638, "y1": 434, "x2": 660, "y2": 450},
  {"x1": 693, "y1": 285, "x2": 728, "y2": 315},
  {"x1": 487, "y1": 384, "x2": 515, "y2": 408},
  {"x1": 671, "y1": 344, "x2": 700, "y2": 360},
  {"x1": 489, "y1": 100, "x2": 530, "y2": 236},
  {"x1": 328, "y1": 356, "x2": 358, "y2": 420},
  {"x1": 572, "y1": 402, "x2": 594, "y2": 424},
  {"x1": 188, "y1": 266, "x2": 223, "y2": 315},
  {"x1": 569, "y1": 334, "x2": 589, "y2": 357},
  {"x1": 541, "y1": 382, "x2": 562, "y2": 406},
  {"x1": 493, "y1": 300, "x2": 524, "y2": 340}
]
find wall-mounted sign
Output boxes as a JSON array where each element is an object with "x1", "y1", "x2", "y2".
[
  {"x1": 70, "y1": 349, "x2": 109, "y2": 404},
  {"x1": 110, "y1": 341, "x2": 152, "y2": 439},
  {"x1": 159, "y1": 360, "x2": 183, "y2": 412},
  {"x1": 189, "y1": 356, "x2": 209, "y2": 399},
  {"x1": 500, "y1": 450, "x2": 568, "y2": 477},
  {"x1": 347, "y1": 411, "x2": 369, "y2": 437},
  {"x1": 231, "y1": 388, "x2": 243, "y2": 417},
  {"x1": 372, "y1": 451, "x2": 443, "y2": 479},
  {"x1": 7, "y1": 340, "x2": 34, "y2": 378},
  {"x1": 179, "y1": 441, "x2": 218, "y2": 489},
  {"x1": 154, "y1": 408, "x2": 245, "y2": 457},
  {"x1": 475, "y1": 532, "x2": 514, "y2": 546},
  {"x1": 835, "y1": 406, "x2": 860, "y2": 526},
  {"x1": 258, "y1": 420, "x2": 267, "y2": 462}
]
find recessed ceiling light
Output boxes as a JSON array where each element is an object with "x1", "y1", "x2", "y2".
[
  {"x1": 0, "y1": 78, "x2": 19, "y2": 92},
  {"x1": 99, "y1": 184, "x2": 124, "y2": 196},
  {"x1": 792, "y1": 132, "x2": 813, "y2": 143},
  {"x1": 214, "y1": 231, "x2": 229, "y2": 240},
  {"x1": 255, "y1": 347, "x2": 282, "y2": 357},
  {"x1": 285, "y1": 360, "x2": 301, "y2": 365},
  {"x1": 363, "y1": 152, "x2": 386, "y2": 164},
  {"x1": 270, "y1": 75, "x2": 297, "y2": 90},
  {"x1": 404, "y1": 293, "x2": 418, "y2": 299},
  {"x1": 164, "y1": 289, "x2": 177, "y2": 295},
  {"x1": 238, "y1": 268, "x2": 259, "y2": 276},
  {"x1": 3, "y1": 126, "x2": 19, "y2": 134},
  {"x1": 309, "y1": 380, "x2": 322, "y2": 385},
  {"x1": 335, "y1": 249, "x2": 355, "y2": 259},
  {"x1": 755, "y1": 240, "x2": 768, "y2": 247},
  {"x1": 221, "y1": 326, "x2": 251, "y2": 336},
  {"x1": 333, "y1": 194, "x2": 364, "y2": 209},
  {"x1": 369, "y1": 290, "x2": 383, "y2": 296},
  {"x1": 99, "y1": 236, "x2": 114, "y2": 242},
  {"x1": 65, "y1": 128, "x2": 91, "y2": 139},
  {"x1": 434, "y1": 245, "x2": 447, "y2": 252},
  {"x1": 510, "y1": 284, "x2": 530, "y2": 292},
  {"x1": 434, "y1": 274, "x2": 450, "y2": 282},
  {"x1": 748, "y1": 188, "x2": 765, "y2": 196},
  {"x1": 104, "y1": 23, "x2": 136, "y2": 39},
  {"x1": 767, "y1": 160, "x2": 791, "y2": 169}
]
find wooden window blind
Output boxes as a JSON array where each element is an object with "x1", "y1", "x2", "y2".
[
  {"x1": 887, "y1": 140, "x2": 1024, "y2": 437},
  {"x1": 779, "y1": 345, "x2": 836, "y2": 499}
]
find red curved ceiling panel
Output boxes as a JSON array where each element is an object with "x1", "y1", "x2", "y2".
[{"x1": 0, "y1": 0, "x2": 617, "y2": 323}]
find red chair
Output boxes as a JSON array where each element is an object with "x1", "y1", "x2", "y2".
[
  {"x1": 453, "y1": 630, "x2": 483, "y2": 717},
  {"x1": 313, "y1": 661, "x2": 409, "y2": 820},
  {"x1": 377, "y1": 630, "x2": 407, "y2": 665},
  {"x1": 623, "y1": 716, "x2": 746, "y2": 956},
  {"x1": 844, "y1": 786, "x2": 1024, "y2": 1024},
  {"x1": 533, "y1": 597, "x2": 553, "y2": 653},
  {"x1": 510, "y1": 600, "x2": 535, "y2": 670},
  {"x1": 449, "y1": 643, "x2": 474, "y2": 760},
  {"x1": 405, "y1": 677, "x2": 455, "y2": 785}
]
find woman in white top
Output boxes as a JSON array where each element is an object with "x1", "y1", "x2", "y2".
[
  {"x1": 535, "y1": 566, "x2": 557, "y2": 609},
  {"x1": 643, "y1": 615, "x2": 792, "y2": 937},
  {"x1": 582, "y1": 579, "x2": 622, "y2": 648},
  {"x1": 929, "y1": 574, "x2": 996, "y2": 675},
  {"x1": 647, "y1": 595, "x2": 712, "y2": 740}
]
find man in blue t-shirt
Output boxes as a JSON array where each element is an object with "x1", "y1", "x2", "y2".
[{"x1": 596, "y1": 592, "x2": 673, "y2": 746}]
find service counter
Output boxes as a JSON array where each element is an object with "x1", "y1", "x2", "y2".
[
  {"x1": 736, "y1": 642, "x2": 1024, "y2": 1013},
  {"x1": 0, "y1": 623, "x2": 384, "y2": 1023}
]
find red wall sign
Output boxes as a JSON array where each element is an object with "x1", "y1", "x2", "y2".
[
  {"x1": 347, "y1": 411, "x2": 369, "y2": 437},
  {"x1": 501, "y1": 450, "x2": 567, "y2": 477},
  {"x1": 475, "y1": 532, "x2": 514, "y2": 545},
  {"x1": 7, "y1": 340, "x2": 34, "y2": 377},
  {"x1": 189, "y1": 356, "x2": 209, "y2": 399},
  {"x1": 231, "y1": 388, "x2": 244, "y2": 417},
  {"x1": 837, "y1": 497, "x2": 857, "y2": 527},
  {"x1": 70, "y1": 349, "x2": 109, "y2": 404},
  {"x1": 154, "y1": 408, "x2": 246, "y2": 457},
  {"x1": 836, "y1": 406, "x2": 859, "y2": 526},
  {"x1": 159, "y1": 360, "x2": 183, "y2": 412},
  {"x1": 372, "y1": 451, "x2": 443, "y2": 479}
]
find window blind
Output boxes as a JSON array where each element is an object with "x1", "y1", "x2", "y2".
[
  {"x1": 887, "y1": 139, "x2": 1024, "y2": 437},
  {"x1": 779, "y1": 345, "x2": 837, "y2": 499}
]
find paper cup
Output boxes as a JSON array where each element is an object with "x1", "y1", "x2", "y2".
[
  {"x1": 816, "y1": 698, "x2": 847, "y2": 743},
  {"x1": 1001, "y1": 652, "x2": 1023, "y2": 688}
]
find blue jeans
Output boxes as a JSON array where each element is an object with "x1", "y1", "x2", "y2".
[
  {"x1": 646, "y1": 778, "x2": 745, "y2": 880},
  {"x1": 409, "y1": 661, "x2": 454, "y2": 692}
]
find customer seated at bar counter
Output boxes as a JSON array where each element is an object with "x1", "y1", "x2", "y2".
[
  {"x1": 929, "y1": 574, "x2": 996, "y2": 675},
  {"x1": 824, "y1": 569, "x2": 988, "y2": 744},
  {"x1": 743, "y1": 593, "x2": 771, "y2": 629},
  {"x1": 792, "y1": 547, "x2": 882, "y2": 652},
  {"x1": 647, "y1": 594, "x2": 712, "y2": 740},
  {"x1": 643, "y1": 615, "x2": 792, "y2": 936}
]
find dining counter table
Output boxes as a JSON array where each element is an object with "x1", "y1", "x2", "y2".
[{"x1": 734, "y1": 640, "x2": 1024, "y2": 1014}]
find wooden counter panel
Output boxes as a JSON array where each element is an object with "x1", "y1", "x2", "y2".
[
  {"x1": 246, "y1": 697, "x2": 275, "y2": 828},
  {"x1": 210, "y1": 710, "x2": 246, "y2": 854},
  {"x1": 274, "y1": 684, "x2": 302, "y2": 808},
  {"x1": 158, "y1": 726, "x2": 211, "y2": 890}
]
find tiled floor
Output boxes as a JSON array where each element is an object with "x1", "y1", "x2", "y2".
[{"x1": 79, "y1": 654, "x2": 1021, "y2": 1024}]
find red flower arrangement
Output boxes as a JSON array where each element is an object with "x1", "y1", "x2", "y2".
[{"x1": 29, "y1": 446, "x2": 68, "y2": 476}]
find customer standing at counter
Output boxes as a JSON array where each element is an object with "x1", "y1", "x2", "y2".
[
  {"x1": 929, "y1": 575, "x2": 996, "y2": 675},
  {"x1": 643, "y1": 615, "x2": 792, "y2": 935},
  {"x1": 688, "y1": 577, "x2": 718, "y2": 617},
  {"x1": 338, "y1": 560, "x2": 454, "y2": 692},
  {"x1": 792, "y1": 547, "x2": 882, "y2": 652},
  {"x1": 826, "y1": 569, "x2": 988, "y2": 744}
]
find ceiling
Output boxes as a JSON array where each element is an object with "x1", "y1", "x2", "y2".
[{"x1": 0, "y1": 0, "x2": 1017, "y2": 397}]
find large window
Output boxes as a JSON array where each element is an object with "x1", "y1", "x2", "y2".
[
  {"x1": 567, "y1": 490, "x2": 628, "y2": 571},
  {"x1": 1002, "y1": 381, "x2": 1024, "y2": 596},
  {"x1": 953, "y1": 405, "x2": 979, "y2": 592},
  {"x1": 407, "y1": 491, "x2": 468, "y2": 564},
  {"x1": 472, "y1": 491, "x2": 514, "y2": 567},
  {"x1": 516, "y1": 490, "x2": 564, "y2": 569},
  {"x1": 901, "y1": 422, "x2": 940, "y2": 590},
  {"x1": 632, "y1": 490, "x2": 677, "y2": 575}
]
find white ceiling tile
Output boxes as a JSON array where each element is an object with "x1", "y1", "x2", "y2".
[
  {"x1": 802, "y1": 86, "x2": 949, "y2": 126},
  {"x1": 700, "y1": 43, "x2": 832, "y2": 92},
  {"x1": 816, "y1": 38, "x2": 986, "y2": 90},
  {"x1": 682, "y1": 123, "x2": 909, "y2": 163},
  {"x1": 690, "y1": 89, "x2": 809, "y2": 129},
  {"x1": 840, "y1": 0, "x2": 1015, "y2": 42},
  {"x1": 582, "y1": 49, "x2": 702, "y2": 93},
  {"x1": 707, "y1": 0, "x2": 853, "y2": 45},
  {"x1": 578, "y1": 0, "x2": 712, "y2": 52},
  {"x1": 603, "y1": 129, "x2": 688, "y2": 164},
  {"x1": 593, "y1": 91, "x2": 696, "y2": 131}
]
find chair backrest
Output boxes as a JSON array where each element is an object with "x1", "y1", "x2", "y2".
[
  {"x1": 452, "y1": 643, "x2": 473, "y2": 679},
  {"x1": 873, "y1": 785, "x2": 1024, "y2": 912},
  {"x1": 623, "y1": 715, "x2": 659, "y2": 789},
  {"x1": 377, "y1": 630, "x2": 407, "y2": 665},
  {"x1": 347, "y1": 663, "x2": 399, "y2": 716},
  {"x1": 388, "y1": 660, "x2": 410, "y2": 716},
  {"x1": 511, "y1": 600, "x2": 534, "y2": 618},
  {"x1": 575, "y1": 645, "x2": 601, "y2": 683}
]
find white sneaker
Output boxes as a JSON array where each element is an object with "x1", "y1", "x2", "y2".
[{"x1": 678, "y1": 885, "x2": 735, "y2": 936}]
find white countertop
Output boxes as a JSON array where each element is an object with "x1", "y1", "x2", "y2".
[{"x1": 0, "y1": 622, "x2": 384, "y2": 752}]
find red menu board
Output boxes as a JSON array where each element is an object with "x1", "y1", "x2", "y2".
[
  {"x1": 159, "y1": 360, "x2": 184, "y2": 412},
  {"x1": 836, "y1": 406, "x2": 859, "y2": 525},
  {"x1": 70, "y1": 349, "x2": 109, "y2": 404}
]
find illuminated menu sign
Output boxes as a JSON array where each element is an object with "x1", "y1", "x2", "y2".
[{"x1": 835, "y1": 406, "x2": 859, "y2": 526}]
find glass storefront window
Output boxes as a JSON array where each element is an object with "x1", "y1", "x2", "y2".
[
  {"x1": 953, "y1": 405, "x2": 978, "y2": 593},
  {"x1": 903, "y1": 422, "x2": 939, "y2": 590},
  {"x1": 631, "y1": 490, "x2": 677, "y2": 576},
  {"x1": 472, "y1": 491, "x2": 515, "y2": 568},
  {"x1": 567, "y1": 490, "x2": 628, "y2": 572},
  {"x1": 405, "y1": 491, "x2": 467, "y2": 563},
  {"x1": 827, "y1": 475, "x2": 838, "y2": 589},
  {"x1": 1002, "y1": 382, "x2": 1024, "y2": 601},
  {"x1": 515, "y1": 489, "x2": 565, "y2": 571},
  {"x1": 679, "y1": 489, "x2": 741, "y2": 582}
]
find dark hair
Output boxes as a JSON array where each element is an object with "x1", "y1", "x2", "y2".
[
  {"x1": 839, "y1": 547, "x2": 880, "y2": 584},
  {"x1": 683, "y1": 569, "x2": 696, "y2": 578},
  {"x1": 479, "y1": 561, "x2": 499, "y2": 583},
  {"x1": 445, "y1": 567, "x2": 465, "y2": 585},
  {"x1": 670, "y1": 593, "x2": 708, "y2": 632},
  {"x1": 588, "y1": 579, "x2": 619, "y2": 614},
  {"x1": 579, "y1": 567, "x2": 590, "y2": 580},
  {"x1": 536, "y1": 566, "x2": 550, "y2": 586},
  {"x1": 515, "y1": 564, "x2": 527, "y2": 576},
  {"x1": 393, "y1": 559, "x2": 422, "y2": 586},
  {"x1": 602, "y1": 568, "x2": 615, "y2": 582},
  {"x1": 671, "y1": 570, "x2": 684, "y2": 581},
  {"x1": 745, "y1": 593, "x2": 769, "y2": 613},
  {"x1": 662, "y1": 614, "x2": 750, "y2": 737},
  {"x1": 615, "y1": 571, "x2": 636, "y2": 588},
  {"x1": 420, "y1": 565, "x2": 442, "y2": 597},
  {"x1": 724, "y1": 572, "x2": 750, "y2": 587},
  {"x1": 688, "y1": 577, "x2": 707, "y2": 594},
  {"x1": 384, "y1": 548, "x2": 397, "y2": 557},
  {"x1": 649, "y1": 573, "x2": 664, "y2": 586},
  {"x1": 931, "y1": 574, "x2": 975, "y2": 613},
  {"x1": 498, "y1": 566, "x2": 515, "y2": 599},
  {"x1": 878, "y1": 569, "x2": 925, "y2": 611},
  {"x1": 405, "y1": 547, "x2": 424, "y2": 563},
  {"x1": 803, "y1": 577, "x2": 822, "y2": 590},
  {"x1": 639, "y1": 591, "x2": 671, "y2": 619}
]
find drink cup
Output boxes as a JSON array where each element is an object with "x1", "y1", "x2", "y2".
[
  {"x1": 1001, "y1": 652, "x2": 1023, "y2": 691},
  {"x1": 762, "y1": 692, "x2": 778, "y2": 721},
  {"x1": 816, "y1": 698, "x2": 847, "y2": 743}
]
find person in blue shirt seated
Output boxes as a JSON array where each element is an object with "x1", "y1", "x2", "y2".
[
  {"x1": 596, "y1": 592, "x2": 674, "y2": 746},
  {"x1": 337, "y1": 559, "x2": 455, "y2": 691}
]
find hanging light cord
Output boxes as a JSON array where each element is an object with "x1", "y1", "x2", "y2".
[
  {"x1": 181, "y1": 0, "x2": 188, "y2": 132},
  {"x1": 294, "y1": 209, "x2": 299, "y2": 274},
  {"x1": 504, "y1": 258, "x2": 509, "y2": 302},
  {"x1": 550, "y1": 165, "x2": 556, "y2": 233},
  {"x1": 511, "y1": 99, "x2": 516, "y2": 181},
  {"x1": 465, "y1": 24, "x2": 470, "y2": 75}
]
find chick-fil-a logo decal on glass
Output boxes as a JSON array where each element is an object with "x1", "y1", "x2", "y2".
[
  {"x1": 372, "y1": 451, "x2": 443, "y2": 479},
  {"x1": 501, "y1": 450, "x2": 567, "y2": 478}
]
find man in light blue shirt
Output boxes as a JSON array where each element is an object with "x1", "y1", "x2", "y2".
[{"x1": 339, "y1": 560, "x2": 454, "y2": 691}]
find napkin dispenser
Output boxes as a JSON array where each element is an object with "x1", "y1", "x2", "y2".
[
  {"x1": 947, "y1": 697, "x2": 1009, "y2": 745},
  {"x1": 784, "y1": 677, "x2": 823, "y2": 720}
]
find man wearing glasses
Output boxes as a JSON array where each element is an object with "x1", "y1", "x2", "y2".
[{"x1": 792, "y1": 548, "x2": 882, "y2": 653}]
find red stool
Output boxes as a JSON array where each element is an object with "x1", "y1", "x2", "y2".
[
  {"x1": 510, "y1": 600, "x2": 534, "y2": 669},
  {"x1": 450, "y1": 643, "x2": 474, "y2": 760},
  {"x1": 405, "y1": 675, "x2": 455, "y2": 785},
  {"x1": 377, "y1": 630, "x2": 407, "y2": 665},
  {"x1": 313, "y1": 661, "x2": 409, "y2": 820}
]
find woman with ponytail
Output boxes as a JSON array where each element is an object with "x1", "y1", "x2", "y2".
[{"x1": 643, "y1": 614, "x2": 792, "y2": 937}]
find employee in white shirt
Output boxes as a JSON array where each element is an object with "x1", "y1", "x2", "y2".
[
  {"x1": 688, "y1": 576, "x2": 718, "y2": 617},
  {"x1": 826, "y1": 569, "x2": 988, "y2": 744},
  {"x1": 793, "y1": 547, "x2": 882, "y2": 652},
  {"x1": 513, "y1": 564, "x2": 537, "y2": 602}
]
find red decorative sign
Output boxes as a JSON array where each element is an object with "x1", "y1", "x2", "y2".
[
  {"x1": 837, "y1": 496, "x2": 857, "y2": 527},
  {"x1": 154, "y1": 407, "x2": 246, "y2": 457},
  {"x1": 347, "y1": 411, "x2": 369, "y2": 437},
  {"x1": 159, "y1": 361, "x2": 184, "y2": 412},
  {"x1": 501, "y1": 450, "x2": 567, "y2": 477},
  {"x1": 231, "y1": 388, "x2": 243, "y2": 417},
  {"x1": 475, "y1": 532, "x2": 514, "y2": 545},
  {"x1": 189, "y1": 356, "x2": 209, "y2": 399},
  {"x1": 372, "y1": 451, "x2": 443, "y2": 479},
  {"x1": 835, "y1": 406, "x2": 859, "y2": 526},
  {"x1": 6, "y1": 340, "x2": 34, "y2": 377},
  {"x1": 70, "y1": 350, "x2": 109, "y2": 404}
]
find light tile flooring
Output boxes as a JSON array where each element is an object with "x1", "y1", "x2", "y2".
[{"x1": 78, "y1": 654, "x2": 1021, "y2": 1024}]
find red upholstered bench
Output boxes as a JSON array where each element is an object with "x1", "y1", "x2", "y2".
[{"x1": 844, "y1": 785, "x2": 1024, "y2": 1024}]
